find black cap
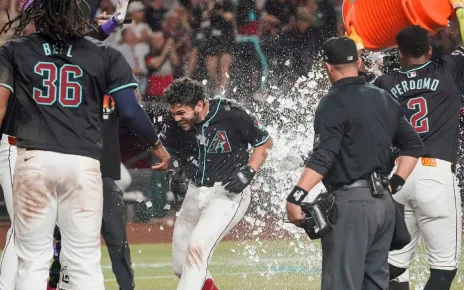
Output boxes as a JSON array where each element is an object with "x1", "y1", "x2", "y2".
[{"x1": 323, "y1": 36, "x2": 358, "y2": 65}]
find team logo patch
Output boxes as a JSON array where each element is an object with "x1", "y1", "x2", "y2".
[
  {"x1": 254, "y1": 119, "x2": 266, "y2": 132},
  {"x1": 313, "y1": 134, "x2": 321, "y2": 149},
  {"x1": 102, "y1": 95, "x2": 116, "y2": 119},
  {"x1": 207, "y1": 131, "x2": 232, "y2": 153}
]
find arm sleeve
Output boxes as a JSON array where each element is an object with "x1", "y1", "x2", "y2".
[
  {"x1": 105, "y1": 46, "x2": 138, "y2": 94},
  {"x1": 233, "y1": 106, "x2": 271, "y2": 147},
  {"x1": 0, "y1": 42, "x2": 15, "y2": 93},
  {"x1": 110, "y1": 88, "x2": 159, "y2": 147},
  {"x1": 305, "y1": 97, "x2": 346, "y2": 175},
  {"x1": 392, "y1": 103, "x2": 424, "y2": 157},
  {"x1": 441, "y1": 46, "x2": 464, "y2": 86},
  {"x1": 88, "y1": 25, "x2": 111, "y2": 41}
]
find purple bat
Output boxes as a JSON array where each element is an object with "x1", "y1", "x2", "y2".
[{"x1": 23, "y1": 0, "x2": 34, "y2": 9}]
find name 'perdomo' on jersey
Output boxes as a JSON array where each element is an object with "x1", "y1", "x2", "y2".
[{"x1": 390, "y1": 77, "x2": 439, "y2": 98}]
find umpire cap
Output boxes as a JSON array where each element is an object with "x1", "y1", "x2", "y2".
[{"x1": 323, "y1": 37, "x2": 358, "y2": 65}]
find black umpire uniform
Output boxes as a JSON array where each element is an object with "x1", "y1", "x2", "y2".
[{"x1": 287, "y1": 37, "x2": 423, "y2": 290}]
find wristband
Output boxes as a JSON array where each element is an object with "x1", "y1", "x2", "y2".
[
  {"x1": 101, "y1": 17, "x2": 119, "y2": 35},
  {"x1": 286, "y1": 186, "x2": 309, "y2": 205},
  {"x1": 389, "y1": 174, "x2": 405, "y2": 194},
  {"x1": 152, "y1": 139, "x2": 162, "y2": 148}
]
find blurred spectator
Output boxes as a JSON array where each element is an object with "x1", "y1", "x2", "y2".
[
  {"x1": 204, "y1": 0, "x2": 235, "y2": 95},
  {"x1": 145, "y1": 0, "x2": 168, "y2": 31},
  {"x1": 145, "y1": 33, "x2": 179, "y2": 98},
  {"x1": 162, "y1": 9, "x2": 190, "y2": 77},
  {"x1": 94, "y1": 0, "x2": 116, "y2": 17},
  {"x1": 117, "y1": 27, "x2": 150, "y2": 92},
  {"x1": 261, "y1": 0, "x2": 297, "y2": 37},
  {"x1": 126, "y1": 1, "x2": 152, "y2": 43},
  {"x1": 185, "y1": 0, "x2": 209, "y2": 81},
  {"x1": 234, "y1": 0, "x2": 268, "y2": 97}
]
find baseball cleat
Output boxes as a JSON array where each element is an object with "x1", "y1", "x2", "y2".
[{"x1": 202, "y1": 278, "x2": 218, "y2": 290}]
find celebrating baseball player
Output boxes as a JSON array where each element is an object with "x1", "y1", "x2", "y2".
[
  {"x1": 349, "y1": 1, "x2": 464, "y2": 289},
  {"x1": 157, "y1": 77, "x2": 273, "y2": 290},
  {"x1": 0, "y1": 0, "x2": 169, "y2": 289}
]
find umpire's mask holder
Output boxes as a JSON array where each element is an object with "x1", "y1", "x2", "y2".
[{"x1": 296, "y1": 193, "x2": 335, "y2": 240}]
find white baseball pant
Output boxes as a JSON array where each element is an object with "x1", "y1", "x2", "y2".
[
  {"x1": 172, "y1": 183, "x2": 251, "y2": 290},
  {"x1": 0, "y1": 134, "x2": 18, "y2": 290},
  {"x1": 389, "y1": 157, "x2": 462, "y2": 271},
  {"x1": 13, "y1": 148, "x2": 104, "y2": 290}
]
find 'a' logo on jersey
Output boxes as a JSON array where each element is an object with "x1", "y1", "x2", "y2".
[{"x1": 207, "y1": 131, "x2": 232, "y2": 153}]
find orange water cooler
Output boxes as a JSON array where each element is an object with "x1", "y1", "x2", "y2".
[{"x1": 343, "y1": 0, "x2": 456, "y2": 51}]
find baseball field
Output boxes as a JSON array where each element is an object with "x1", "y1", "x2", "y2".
[{"x1": 102, "y1": 239, "x2": 464, "y2": 290}]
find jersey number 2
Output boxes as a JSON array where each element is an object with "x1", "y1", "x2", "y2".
[
  {"x1": 407, "y1": 97, "x2": 429, "y2": 133},
  {"x1": 33, "y1": 62, "x2": 83, "y2": 107}
]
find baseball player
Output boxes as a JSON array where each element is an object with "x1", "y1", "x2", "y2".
[
  {"x1": 0, "y1": 0, "x2": 170, "y2": 289},
  {"x1": 349, "y1": 2, "x2": 464, "y2": 289},
  {"x1": 0, "y1": 1, "x2": 131, "y2": 289},
  {"x1": 157, "y1": 78, "x2": 273, "y2": 290}
]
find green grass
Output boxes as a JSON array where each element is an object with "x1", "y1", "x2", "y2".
[{"x1": 101, "y1": 239, "x2": 464, "y2": 290}]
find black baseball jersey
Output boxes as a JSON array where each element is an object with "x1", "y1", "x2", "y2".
[
  {"x1": 373, "y1": 47, "x2": 464, "y2": 164},
  {"x1": 306, "y1": 77, "x2": 423, "y2": 188},
  {"x1": 158, "y1": 99, "x2": 270, "y2": 185},
  {"x1": 101, "y1": 95, "x2": 121, "y2": 179},
  {"x1": 0, "y1": 32, "x2": 137, "y2": 160}
]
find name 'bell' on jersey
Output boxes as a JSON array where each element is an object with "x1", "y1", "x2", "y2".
[
  {"x1": 0, "y1": 32, "x2": 137, "y2": 160},
  {"x1": 374, "y1": 47, "x2": 464, "y2": 164}
]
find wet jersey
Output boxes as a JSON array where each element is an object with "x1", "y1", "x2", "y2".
[
  {"x1": 157, "y1": 99, "x2": 270, "y2": 185},
  {"x1": 374, "y1": 47, "x2": 464, "y2": 164},
  {"x1": 0, "y1": 32, "x2": 137, "y2": 160}
]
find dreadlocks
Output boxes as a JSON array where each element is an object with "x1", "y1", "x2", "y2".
[{"x1": 0, "y1": 0, "x2": 93, "y2": 44}]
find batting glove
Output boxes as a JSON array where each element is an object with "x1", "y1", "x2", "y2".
[
  {"x1": 345, "y1": 26, "x2": 364, "y2": 51},
  {"x1": 170, "y1": 170, "x2": 189, "y2": 200},
  {"x1": 451, "y1": 0, "x2": 464, "y2": 9},
  {"x1": 222, "y1": 166, "x2": 256, "y2": 194}
]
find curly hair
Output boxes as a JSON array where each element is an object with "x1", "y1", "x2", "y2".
[
  {"x1": 163, "y1": 78, "x2": 207, "y2": 108},
  {"x1": 0, "y1": 0, "x2": 92, "y2": 44},
  {"x1": 395, "y1": 25, "x2": 430, "y2": 58}
]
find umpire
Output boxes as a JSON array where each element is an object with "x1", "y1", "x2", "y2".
[{"x1": 285, "y1": 37, "x2": 424, "y2": 290}]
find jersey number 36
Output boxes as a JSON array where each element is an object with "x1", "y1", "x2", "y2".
[
  {"x1": 33, "y1": 62, "x2": 83, "y2": 107},
  {"x1": 407, "y1": 96, "x2": 429, "y2": 134}
]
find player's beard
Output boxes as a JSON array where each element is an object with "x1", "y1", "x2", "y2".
[{"x1": 180, "y1": 111, "x2": 200, "y2": 131}]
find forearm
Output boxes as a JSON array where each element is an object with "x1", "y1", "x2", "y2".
[
  {"x1": 248, "y1": 138, "x2": 272, "y2": 171},
  {"x1": 395, "y1": 156, "x2": 418, "y2": 180},
  {"x1": 296, "y1": 167, "x2": 324, "y2": 192}
]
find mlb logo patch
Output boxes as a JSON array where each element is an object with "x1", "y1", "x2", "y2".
[
  {"x1": 347, "y1": 56, "x2": 354, "y2": 61},
  {"x1": 407, "y1": 71, "x2": 417, "y2": 78}
]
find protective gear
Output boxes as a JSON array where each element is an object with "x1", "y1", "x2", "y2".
[
  {"x1": 389, "y1": 174, "x2": 405, "y2": 194},
  {"x1": 345, "y1": 26, "x2": 364, "y2": 51},
  {"x1": 424, "y1": 269, "x2": 457, "y2": 290},
  {"x1": 450, "y1": 0, "x2": 464, "y2": 9},
  {"x1": 389, "y1": 264, "x2": 407, "y2": 280},
  {"x1": 297, "y1": 194, "x2": 336, "y2": 240},
  {"x1": 222, "y1": 166, "x2": 256, "y2": 194},
  {"x1": 170, "y1": 170, "x2": 189, "y2": 201},
  {"x1": 57, "y1": 263, "x2": 73, "y2": 290}
]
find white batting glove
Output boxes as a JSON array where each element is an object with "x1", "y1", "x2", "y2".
[{"x1": 114, "y1": 0, "x2": 130, "y2": 24}]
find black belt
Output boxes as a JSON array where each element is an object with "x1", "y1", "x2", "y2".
[{"x1": 329, "y1": 179, "x2": 370, "y2": 192}]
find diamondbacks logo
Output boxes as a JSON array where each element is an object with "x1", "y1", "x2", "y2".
[
  {"x1": 207, "y1": 131, "x2": 232, "y2": 153},
  {"x1": 254, "y1": 120, "x2": 266, "y2": 132}
]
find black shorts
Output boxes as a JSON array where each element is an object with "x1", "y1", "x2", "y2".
[{"x1": 204, "y1": 35, "x2": 235, "y2": 56}]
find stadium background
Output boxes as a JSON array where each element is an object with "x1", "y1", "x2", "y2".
[{"x1": 0, "y1": 0, "x2": 463, "y2": 289}]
